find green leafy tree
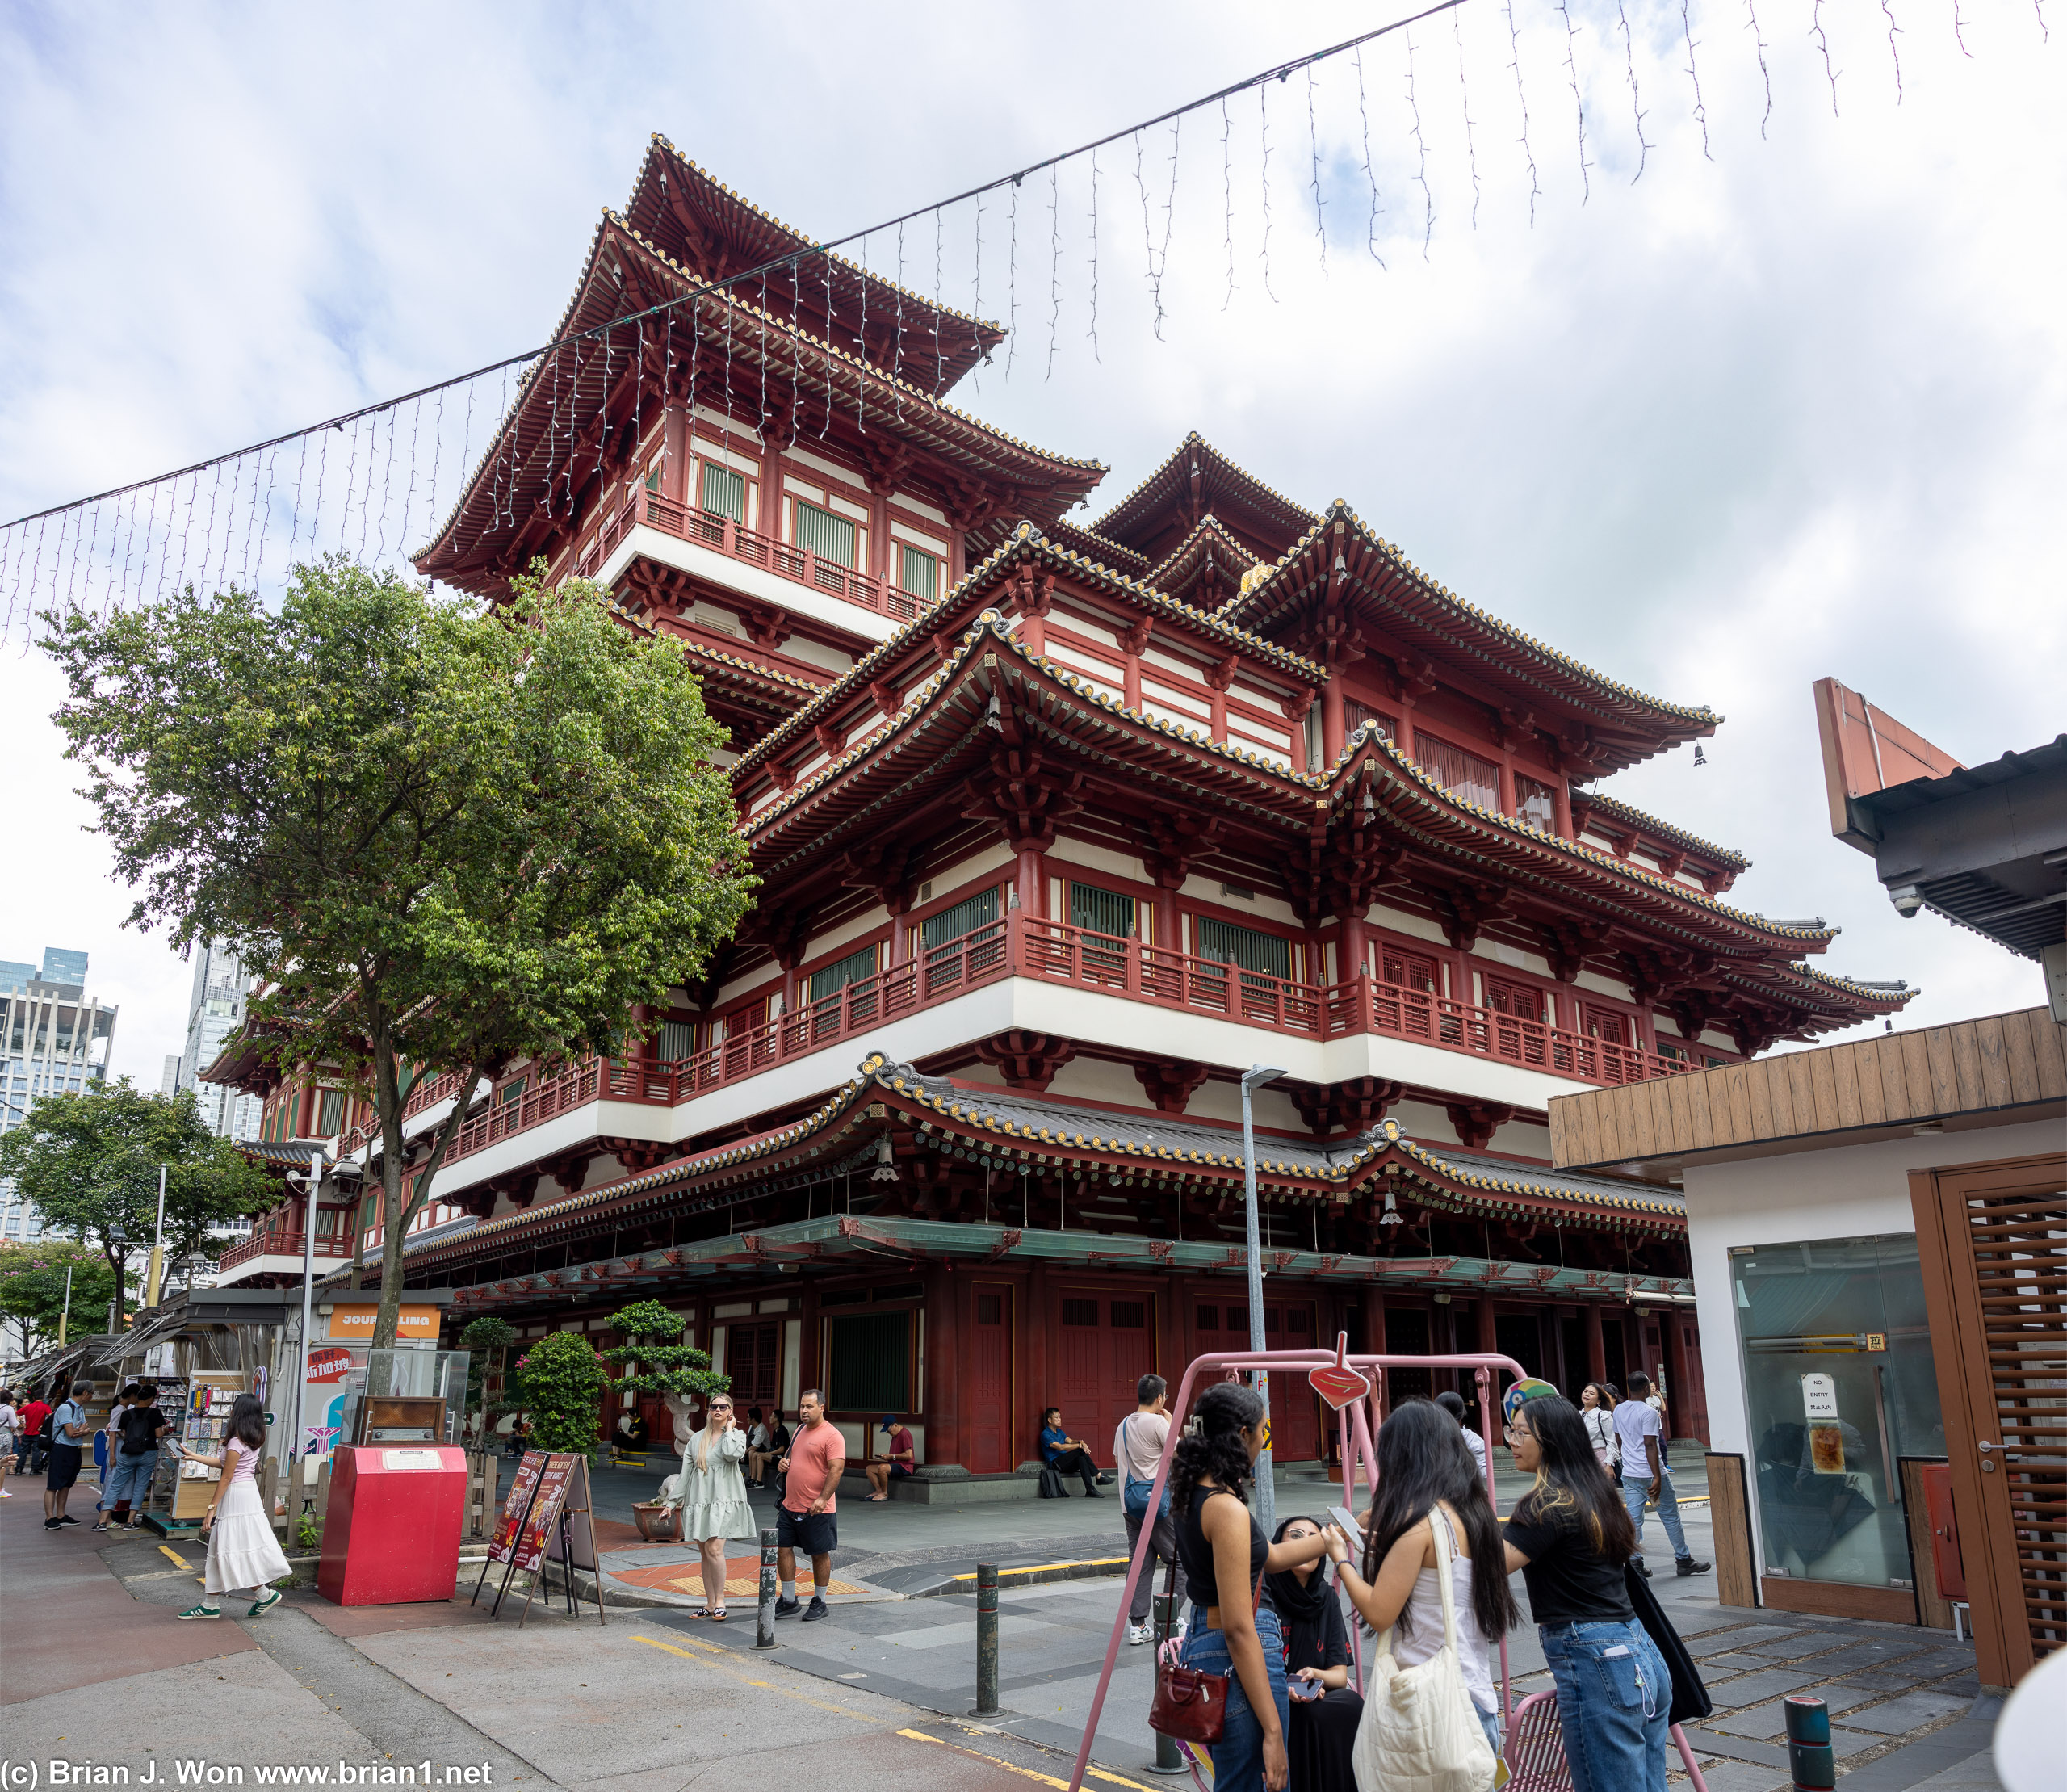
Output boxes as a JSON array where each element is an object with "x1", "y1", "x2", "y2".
[
  {"x1": 0, "y1": 1082, "x2": 273, "y2": 1323},
  {"x1": 43, "y1": 560, "x2": 757, "y2": 1349},
  {"x1": 600, "y1": 1299, "x2": 729, "y2": 1414},
  {"x1": 0, "y1": 1241, "x2": 126, "y2": 1357},
  {"x1": 509, "y1": 1331, "x2": 610, "y2": 1455}
]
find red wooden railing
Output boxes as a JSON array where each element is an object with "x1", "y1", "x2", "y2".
[
  {"x1": 403, "y1": 917, "x2": 1693, "y2": 1177},
  {"x1": 575, "y1": 486, "x2": 925, "y2": 624},
  {"x1": 217, "y1": 1228, "x2": 354, "y2": 1271}
]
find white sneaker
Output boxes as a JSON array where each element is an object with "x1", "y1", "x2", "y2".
[{"x1": 1127, "y1": 1622, "x2": 1151, "y2": 1647}]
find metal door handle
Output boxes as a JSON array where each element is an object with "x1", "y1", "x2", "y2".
[{"x1": 1977, "y1": 1441, "x2": 2001, "y2": 1452}]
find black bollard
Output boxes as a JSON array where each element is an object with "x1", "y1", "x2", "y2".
[
  {"x1": 756, "y1": 1526, "x2": 778, "y2": 1648},
  {"x1": 1144, "y1": 1591, "x2": 1186, "y2": 1773},
  {"x1": 1784, "y1": 1695, "x2": 1835, "y2": 1791},
  {"x1": 974, "y1": 1563, "x2": 1000, "y2": 1716}
]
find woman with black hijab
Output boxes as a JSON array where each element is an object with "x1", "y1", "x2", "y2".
[{"x1": 1265, "y1": 1515, "x2": 1363, "y2": 1792}]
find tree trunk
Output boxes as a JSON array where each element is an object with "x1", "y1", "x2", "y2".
[{"x1": 370, "y1": 1050, "x2": 486, "y2": 1351}]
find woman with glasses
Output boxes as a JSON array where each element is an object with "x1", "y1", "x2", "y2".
[
  {"x1": 1500, "y1": 1391, "x2": 1671, "y2": 1792},
  {"x1": 661, "y1": 1392, "x2": 754, "y2": 1619}
]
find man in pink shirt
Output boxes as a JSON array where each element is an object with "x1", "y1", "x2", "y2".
[{"x1": 774, "y1": 1388, "x2": 845, "y2": 1622}]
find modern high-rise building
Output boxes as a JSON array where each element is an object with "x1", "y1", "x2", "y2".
[
  {"x1": 1, "y1": 947, "x2": 119, "y2": 1241},
  {"x1": 174, "y1": 942, "x2": 262, "y2": 1143}
]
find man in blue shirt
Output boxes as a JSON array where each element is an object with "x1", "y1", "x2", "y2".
[
  {"x1": 43, "y1": 1380, "x2": 90, "y2": 1530},
  {"x1": 1612, "y1": 1373, "x2": 1709, "y2": 1579},
  {"x1": 1038, "y1": 1406, "x2": 1106, "y2": 1496}
]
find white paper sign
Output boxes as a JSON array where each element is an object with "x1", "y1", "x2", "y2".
[
  {"x1": 1801, "y1": 1373, "x2": 1839, "y2": 1423},
  {"x1": 382, "y1": 1448, "x2": 443, "y2": 1470}
]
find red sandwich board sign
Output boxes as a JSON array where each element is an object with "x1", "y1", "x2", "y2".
[
  {"x1": 473, "y1": 1450, "x2": 606, "y2": 1626},
  {"x1": 1308, "y1": 1334, "x2": 1374, "y2": 1411}
]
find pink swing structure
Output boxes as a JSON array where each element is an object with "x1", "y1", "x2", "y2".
[{"x1": 1063, "y1": 1342, "x2": 1711, "y2": 1792}]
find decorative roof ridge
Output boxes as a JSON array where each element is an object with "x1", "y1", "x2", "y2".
[
  {"x1": 1570, "y1": 787, "x2": 1752, "y2": 870},
  {"x1": 606, "y1": 215, "x2": 1103, "y2": 471},
  {"x1": 1144, "y1": 512, "x2": 1263, "y2": 585},
  {"x1": 634, "y1": 136, "x2": 1004, "y2": 337},
  {"x1": 875, "y1": 1083, "x2": 1684, "y2": 1228},
  {"x1": 1043, "y1": 516, "x2": 1151, "y2": 573},
  {"x1": 419, "y1": 213, "x2": 1102, "y2": 565},
  {"x1": 1781, "y1": 963, "x2": 1918, "y2": 1002},
  {"x1": 728, "y1": 523, "x2": 1328, "y2": 783},
  {"x1": 1225, "y1": 501, "x2": 1722, "y2": 730},
  {"x1": 1343, "y1": 724, "x2": 1844, "y2": 944},
  {"x1": 1092, "y1": 430, "x2": 1321, "y2": 540}
]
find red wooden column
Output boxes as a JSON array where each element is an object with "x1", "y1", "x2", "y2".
[
  {"x1": 1015, "y1": 842, "x2": 1048, "y2": 921},
  {"x1": 1476, "y1": 1295, "x2": 1499, "y2": 1356},
  {"x1": 1336, "y1": 904, "x2": 1369, "y2": 984},
  {"x1": 1585, "y1": 1300, "x2": 1608, "y2": 1383},
  {"x1": 1023, "y1": 1264, "x2": 1051, "y2": 1467},
  {"x1": 662, "y1": 405, "x2": 690, "y2": 503},
  {"x1": 924, "y1": 1264, "x2": 962, "y2": 1468},
  {"x1": 1321, "y1": 680, "x2": 1346, "y2": 766}
]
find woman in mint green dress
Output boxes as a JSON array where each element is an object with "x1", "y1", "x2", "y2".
[{"x1": 660, "y1": 1392, "x2": 754, "y2": 1619}]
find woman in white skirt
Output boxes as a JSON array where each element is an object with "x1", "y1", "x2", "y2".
[
  {"x1": 659, "y1": 1391, "x2": 754, "y2": 1620},
  {"x1": 178, "y1": 1395, "x2": 291, "y2": 1619}
]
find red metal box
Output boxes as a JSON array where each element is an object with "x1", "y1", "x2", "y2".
[{"x1": 316, "y1": 1444, "x2": 468, "y2": 1606}]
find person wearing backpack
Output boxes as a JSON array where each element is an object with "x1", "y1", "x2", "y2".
[
  {"x1": 1327, "y1": 1397, "x2": 1515, "y2": 1781},
  {"x1": 1114, "y1": 1374, "x2": 1186, "y2": 1647}
]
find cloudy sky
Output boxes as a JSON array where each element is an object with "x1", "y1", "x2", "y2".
[{"x1": 2, "y1": 0, "x2": 2061, "y2": 1087}]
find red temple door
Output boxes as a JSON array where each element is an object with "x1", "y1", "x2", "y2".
[
  {"x1": 1055, "y1": 1288, "x2": 1157, "y2": 1469},
  {"x1": 969, "y1": 1284, "x2": 1013, "y2": 1474},
  {"x1": 1193, "y1": 1299, "x2": 1322, "y2": 1462}
]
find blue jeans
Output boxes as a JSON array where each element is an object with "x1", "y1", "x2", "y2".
[
  {"x1": 1181, "y1": 1605, "x2": 1289, "y2": 1792},
  {"x1": 1539, "y1": 1618, "x2": 1671, "y2": 1792},
  {"x1": 105, "y1": 1450, "x2": 157, "y2": 1515},
  {"x1": 1620, "y1": 1469, "x2": 1690, "y2": 1561}
]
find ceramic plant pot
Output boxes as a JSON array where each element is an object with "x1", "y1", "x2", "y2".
[{"x1": 631, "y1": 1500, "x2": 681, "y2": 1542}]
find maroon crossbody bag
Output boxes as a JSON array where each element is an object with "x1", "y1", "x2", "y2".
[{"x1": 1147, "y1": 1539, "x2": 1264, "y2": 1745}]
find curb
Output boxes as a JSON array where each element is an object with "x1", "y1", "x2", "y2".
[{"x1": 911, "y1": 1556, "x2": 1131, "y2": 1601}]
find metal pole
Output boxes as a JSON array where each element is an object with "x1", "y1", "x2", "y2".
[
  {"x1": 146, "y1": 1162, "x2": 167, "y2": 1310},
  {"x1": 1240, "y1": 1065, "x2": 1286, "y2": 1535},
  {"x1": 58, "y1": 1264, "x2": 73, "y2": 1346},
  {"x1": 290, "y1": 1154, "x2": 322, "y2": 1470},
  {"x1": 1147, "y1": 1593, "x2": 1186, "y2": 1773},
  {"x1": 756, "y1": 1525, "x2": 778, "y2": 1647},
  {"x1": 1784, "y1": 1695, "x2": 1835, "y2": 1790},
  {"x1": 973, "y1": 1562, "x2": 1000, "y2": 1716}
]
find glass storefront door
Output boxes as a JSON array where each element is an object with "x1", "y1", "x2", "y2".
[{"x1": 1730, "y1": 1234, "x2": 1946, "y2": 1592}]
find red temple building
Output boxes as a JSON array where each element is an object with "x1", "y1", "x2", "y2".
[{"x1": 209, "y1": 141, "x2": 1912, "y2": 1484}]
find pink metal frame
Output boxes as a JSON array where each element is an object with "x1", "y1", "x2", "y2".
[{"x1": 1064, "y1": 1346, "x2": 1708, "y2": 1792}]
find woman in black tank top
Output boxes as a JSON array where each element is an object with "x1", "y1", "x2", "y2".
[{"x1": 1168, "y1": 1383, "x2": 1341, "y2": 1792}]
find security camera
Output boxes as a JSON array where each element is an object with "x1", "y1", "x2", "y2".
[{"x1": 1888, "y1": 884, "x2": 1925, "y2": 917}]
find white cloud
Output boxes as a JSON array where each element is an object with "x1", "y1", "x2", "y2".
[{"x1": 2, "y1": 0, "x2": 2060, "y2": 1081}]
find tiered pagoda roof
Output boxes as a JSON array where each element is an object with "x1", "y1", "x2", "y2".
[{"x1": 1092, "y1": 432, "x2": 1320, "y2": 564}]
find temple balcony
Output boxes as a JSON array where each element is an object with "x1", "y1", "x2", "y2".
[
  {"x1": 216, "y1": 1221, "x2": 354, "y2": 1283},
  {"x1": 584, "y1": 486, "x2": 924, "y2": 641},
  {"x1": 398, "y1": 916, "x2": 1698, "y2": 1209}
]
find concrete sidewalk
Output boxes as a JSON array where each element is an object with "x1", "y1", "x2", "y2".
[{"x1": 0, "y1": 1484, "x2": 1118, "y2": 1792}]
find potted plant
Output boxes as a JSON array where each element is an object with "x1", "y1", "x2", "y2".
[
  {"x1": 602, "y1": 1299, "x2": 729, "y2": 1542},
  {"x1": 458, "y1": 1316, "x2": 517, "y2": 1447},
  {"x1": 507, "y1": 1330, "x2": 610, "y2": 1458}
]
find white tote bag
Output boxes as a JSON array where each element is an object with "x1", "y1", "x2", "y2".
[{"x1": 1351, "y1": 1509, "x2": 1497, "y2": 1792}]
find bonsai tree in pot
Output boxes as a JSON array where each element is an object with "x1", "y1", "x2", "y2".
[
  {"x1": 508, "y1": 1330, "x2": 610, "y2": 1457},
  {"x1": 602, "y1": 1299, "x2": 730, "y2": 1539},
  {"x1": 458, "y1": 1315, "x2": 518, "y2": 1447}
]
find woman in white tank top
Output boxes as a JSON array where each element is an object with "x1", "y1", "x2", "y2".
[{"x1": 1327, "y1": 1398, "x2": 1520, "y2": 1759}]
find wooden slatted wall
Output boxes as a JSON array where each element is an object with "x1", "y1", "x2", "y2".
[{"x1": 1552, "y1": 1008, "x2": 2067, "y2": 1169}]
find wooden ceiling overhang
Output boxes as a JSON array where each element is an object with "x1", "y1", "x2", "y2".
[
  {"x1": 1224, "y1": 506, "x2": 1721, "y2": 777},
  {"x1": 728, "y1": 523, "x2": 1329, "y2": 792},
  {"x1": 623, "y1": 136, "x2": 1006, "y2": 391},
  {"x1": 1092, "y1": 431, "x2": 1321, "y2": 564},
  {"x1": 415, "y1": 216, "x2": 1103, "y2": 595},
  {"x1": 392, "y1": 1056, "x2": 1689, "y2": 1281}
]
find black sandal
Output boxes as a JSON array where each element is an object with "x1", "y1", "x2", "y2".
[{"x1": 708, "y1": 1608, "x2": 728, "y2": 1622}]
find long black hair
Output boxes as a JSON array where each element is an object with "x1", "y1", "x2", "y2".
[
  {"x1": 1168, "y1": 1381, "x2": 1264, "y2": 1517},
  {"x1": 1361, "y1": 1398, "x2": 1517, "y2": 1643},
  {"x1": 228, "y1": 1393, "x2": 266, "y2": 1452},
  {"x1": 1510, "y1": 1392, "x2": 1636, "y2": 1562}
]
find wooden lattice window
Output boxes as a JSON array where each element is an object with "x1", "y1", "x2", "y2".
[
  {"x1": 701, "y1": 462, "x2": 745, "y2": 522},
  {"x1": 794, "y1": 499, "x2": 857, "y2": 569},
  {"x1": 1195, "y1": 917, "x2": 1292, "y2": 982},
  {"x1": 809, "y1": 944, "x2": 878, "y2": 1004},
  {"x1": 921, "y1": 888, "x2": 1000, "y2": 951},
  {"x1": 1416, "y1": 732, "x2": 1503, "y2": 810}
]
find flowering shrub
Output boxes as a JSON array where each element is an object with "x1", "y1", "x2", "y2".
[{"x1": 509, "y1": 1329, "x2": 611, "y2": 1454}]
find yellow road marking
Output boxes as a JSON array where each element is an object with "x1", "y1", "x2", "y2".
[
  {"x1": 943, "y1": 1557, "x2": 1130, "y2": 1585},
  {"x1": 159, "y1": 1545, "x2": 192, "y2": 1569},
  {"x1": 627, "y1": 1635, "x2": 873, "y2": 1720},
  {"x1": 895, "y1": 1729, "x2": 1158, "y2": 1792}
]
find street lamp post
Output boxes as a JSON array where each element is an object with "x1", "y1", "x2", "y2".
[
  {"x1": 145, "y1": 1162, "x2": 167, "y2": 1310},
  {"x1": 1240, "y1": 1064, "x2": 1288, "y2": 1534},
  {"x1": 288, "y1": 1151, "x2": 325, "y2": 1471},
  {"x1": 108, "y1": 1223, "x2": 129, "y2": 1332}
]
